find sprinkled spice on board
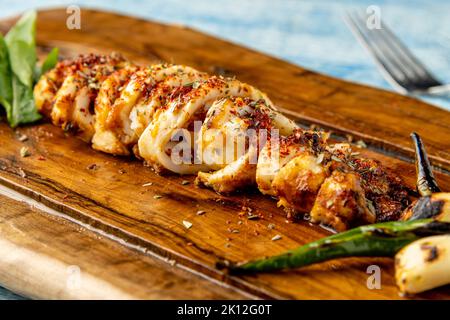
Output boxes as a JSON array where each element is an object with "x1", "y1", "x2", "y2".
[
  {"x1": 20, "y1": 147, "x2": 31, "y2": 157},
  {"x1": 17, "y1": 134, "x2": 28, "y2": 142},
  {"x1": 271, "y1": 235, "x2": 282, "y2": 241},
  {"x1": 183, "y1": 220, "x2": 193, "y2": 229}
]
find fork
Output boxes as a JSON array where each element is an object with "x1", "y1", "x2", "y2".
[{"x1": 345, "y1": 11, "x2": 450, "y2": 96}]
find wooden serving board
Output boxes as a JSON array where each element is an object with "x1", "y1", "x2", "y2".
[{"x1": 1, "y1": 8, "x2": 450, "y2": 300}]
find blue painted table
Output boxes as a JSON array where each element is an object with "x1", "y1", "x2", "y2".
[{"x1": 0, "y1": 0, "x2": 448, "y2": 299}]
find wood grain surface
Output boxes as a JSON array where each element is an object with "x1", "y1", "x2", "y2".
[
  {"x1": 0, "y1": 8, "x2": 449, "y2": 299},
  {"x1": 0, "y1": 184, "x2": 248, "y2": 299}
]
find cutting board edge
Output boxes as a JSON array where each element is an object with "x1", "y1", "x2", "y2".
[{"x1": 0, "y1": 170, "x2": 284, "y2": 300}]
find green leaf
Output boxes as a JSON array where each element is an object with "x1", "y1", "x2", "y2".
[
  {"x1": 0, "y1": 10, "x2": 49, "y2": 127},
  {"x1": 7, "y1": 39, "x2": 36, "y2": 87},
  {"x1": 40, "y1": 47, "x2": 59, "y2": 76},
  {"x1": 5, "y1": 10, "x2": 36, "y2": 48},
  {"x1": 0, "y1": 34, "x2": 12, "y2": 101},
  {"x1": 34, "y1": 47, "x2": 58, "y2": 82},
  {"x1": 10, "y1": 75, "x2": 41, "y2": 127},
  {"x1": 5, "y1": 10, "x2": 37, "y2": 87},
  {"x1": 0, "y1": 33, "x2": 13, "y2": 121}
]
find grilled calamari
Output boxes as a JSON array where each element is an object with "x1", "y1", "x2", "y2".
[{"x1": 34, "y1": 53, "x2": 409, "y2": 231}]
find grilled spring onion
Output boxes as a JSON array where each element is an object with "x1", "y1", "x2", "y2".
[
  {"x1": 395, "y1": 235, "x2": 450, "y2": 295},
  {"x1": 221, "y1": 218, "x2": 450, "y2": 274},
  {"x1": 395, "y1": 137, "x2": 450, "y2": 295},
  {"x1": 396, "y1": 134, "x2": 450, "y2": 294}
]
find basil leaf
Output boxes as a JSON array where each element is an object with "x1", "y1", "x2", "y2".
[
  {"x1": 5, "y1": 11, "x2": 36, "y2": 85},
  {"x1": 7, "y1": 39, "x2": 36, "y2": 87},
  {"x1": 36, "y1": 47, "x2": 59, "y2": 81},
  {"x1": 1, "y1": 10, "x2": 56, "y2": 127},
  {"x1": 0, "y1": 34, "x2": 13, "y2": 121},
  {"x1": 4, "y1": 10, "x2": 36, "y2": 48},
  {"x1": 10, "y1": 75, "x2": 41, "y2": 127},
  {"x1": 3, "y1": 10, "x2": 41, "y2": 127}
]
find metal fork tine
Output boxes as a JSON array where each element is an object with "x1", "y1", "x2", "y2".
[
  {"x1": 375, "y1": 33, "x2": 424, "y2": 84},
  {"x1": 345, "y1": 10, "x2": 444, "y2": 93},
  {"x1": 379, "y1": 20, "x2": 441, "y2": 86},
  {"x1": 354, "y1": 12, "x2": 419, "y2": 87},
  {"x1": 345, "y1": 12, "x2": 410, "y2": 92},
  {"x1": 353, "y1": 12, "x2": 412, "y2": 78}
]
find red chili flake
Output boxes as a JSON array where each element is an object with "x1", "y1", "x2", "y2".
[{"x1": 37, "y1": 155, "x2": 46, "y2": 161}]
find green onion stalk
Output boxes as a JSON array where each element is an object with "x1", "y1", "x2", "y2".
[{"x1": 222, "y1": 218, "x2": 450, "y2": 274}]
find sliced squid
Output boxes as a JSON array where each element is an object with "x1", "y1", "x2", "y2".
[
  {"x1": 34, "y1": 61, "x2": 68, "y2": 116},
  {"x1": 195, "y1": 97, "x2": 297, "y2": 192},
  {"x1": 92, "y1": 65, "x2": 138, "y2": 154},
  {"x1": 50, "y1": 73, "x2": 80, "y2": 128},
  {"x1": 94, "y1": 65, "x2": 208, "y2": 155},
  {"x1": 310, "y1": 170, "x2": 376, "y2": 231},
  {"x1": 196, "y1": 145, "x2": 259, "y2": 193},
  {"x1": 33, "y1": 53, "x2": 410, "y2": 232},
  {"x1": 261, "y1": 134, "x2": 377, "y2": 228},
  {"x1": 128, "y1": 66, "x2": 210, "y2": 154},
  {"x1": 256, "y1": 131, "x2": 328, "y2": 196},
  {"x1": 138, "y1": 77, "x2": 275, "y2": 174},
  {"x1": 37, "y1": 53, "x2": 127, "y2": 141},
  {"x1": 272, "y1": 151, "x2": 330, "y2": 216}
]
